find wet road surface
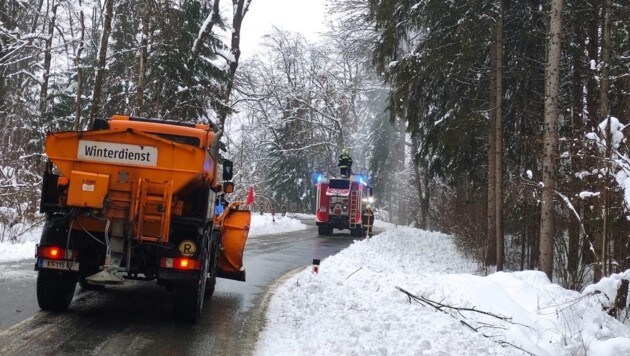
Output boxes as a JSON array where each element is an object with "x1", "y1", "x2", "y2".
[{"x1": 0, "y1": 218, "x2": 364, "y2": 355}]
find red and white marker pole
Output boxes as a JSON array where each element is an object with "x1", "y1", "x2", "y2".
[{"x1": 312, "y1": 259, "x2": 320, "y2": 274}]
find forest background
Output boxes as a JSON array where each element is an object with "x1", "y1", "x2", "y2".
[{"x1": 1, "y1": 0, "x2": 629, "y2": 292}]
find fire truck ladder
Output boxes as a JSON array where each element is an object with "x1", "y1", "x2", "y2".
[
  {"x1": 349, "y1": 189, "x2": 360, "y2": 229},
  {"x1": 133, "y1": 179, "x2": 173, "y2": 244}
]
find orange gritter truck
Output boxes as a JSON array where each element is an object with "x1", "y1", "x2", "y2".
[{"x1": 36, "y1": 115, "x2": 250, "y2": 322}]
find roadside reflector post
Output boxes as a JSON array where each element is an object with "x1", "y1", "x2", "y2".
[{"x1": 312, "y1": 259, "x2": 320, "y2": 274}]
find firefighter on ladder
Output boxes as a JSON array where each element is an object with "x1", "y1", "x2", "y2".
[
  {"x1": 365, "y1": 205, "x2": 374, "y2": 237},
  {"x1": 338, "y1": 148, "x2": 353, "y2": 177}
]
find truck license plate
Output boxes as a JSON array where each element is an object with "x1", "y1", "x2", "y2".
[{"x1": 38, "y1": 259, "x2": 79, "y2": 271}]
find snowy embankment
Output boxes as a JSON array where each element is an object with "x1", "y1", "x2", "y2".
[{"x1": 255, "y1": 225, "x2": 630, "y2": 356}]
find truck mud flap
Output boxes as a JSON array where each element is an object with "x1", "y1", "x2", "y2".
[{"x1": 216, "y1": 203, "x2": 250, "y2": 282}]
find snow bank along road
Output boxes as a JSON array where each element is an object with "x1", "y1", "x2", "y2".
[{"x1": 256, "y1": 224, "x2": 630, "y2": 356}]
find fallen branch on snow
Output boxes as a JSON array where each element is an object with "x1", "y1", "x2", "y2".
[
  {"x1": 396, "y1": 286, "x2": 535, "y2": 356},
  {"x1": 346, "y1": 267, "x2": 363, "y2": 280}
]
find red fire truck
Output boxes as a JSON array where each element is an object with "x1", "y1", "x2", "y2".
[{"x1": 314, "y1": 173, "x2": 373, "y2": 237}]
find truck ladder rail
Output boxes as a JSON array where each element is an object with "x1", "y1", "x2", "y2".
[
  {"x1": 133, "y1": 179, "x2": 173, "y2": 243},
  {"x1": 349, "y1": 189, "x2": 360, "y2": 228}
]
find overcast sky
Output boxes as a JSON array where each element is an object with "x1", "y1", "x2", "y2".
[{"x1": 240, "y1": 0, "x2": 327, "y2": 56}]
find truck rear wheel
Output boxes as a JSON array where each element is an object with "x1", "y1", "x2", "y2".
[
  {"x1": 37, "y1": 269, "x2": 77, "y2": 311},
  {"x1": 174, "y1": 248, "x2": 209, "y2": 323},
  {"x1": 205, "y1": 236, "x2": 219, "y2": 299}
]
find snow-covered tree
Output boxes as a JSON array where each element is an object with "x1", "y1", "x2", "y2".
[
  {"x1": 0, "y1": 0, "x2": 253, "y2": 240},
  {"x1": 233, "y1": 27, "x2": 386, "y2": 213}
]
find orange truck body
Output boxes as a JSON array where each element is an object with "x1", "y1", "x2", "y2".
[
  {"x1": 35, "y1": 115, "x2": 249, "y2": 322},
  {"x1": 46, "y1": 115, "x2": 218, "y2": 207}
]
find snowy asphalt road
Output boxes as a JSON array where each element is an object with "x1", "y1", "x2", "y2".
[
  {"x1": 0, "y1": 218, "x2": 362, "y2": 355},
  {"x1": 0, "y1": 259, "x2": 38, "y2": 330}
]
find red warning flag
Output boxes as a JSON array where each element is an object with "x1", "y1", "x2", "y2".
[{"x1": 246, "y1": 186, "x2": 255, "y2": 205}]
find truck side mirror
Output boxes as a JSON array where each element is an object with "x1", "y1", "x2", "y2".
[
  {"x1": 223, "y1": 182, "x2": 234, "y2": 194},
  {"x1": 222, "y1": 160, "x2": 233, "y2": 181}
]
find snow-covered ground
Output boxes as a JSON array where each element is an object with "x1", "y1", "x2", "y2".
[
  {"x1": 249, "y1": 213, "x2": 308, "y2": 236},
  {"x1": 3, "y1": 217, "x2": 630, "y2": 355},
  {"x1": 0, "y1": 225, "x2": 41, "y2": 262},
  {"x1": 255, "y1": 225, "x2": 630, "y2": 356}
]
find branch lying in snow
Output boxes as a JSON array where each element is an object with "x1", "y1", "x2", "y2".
[
  {"x1": 396, "y1": 286, "x2": 512, "y2": 321},
  {"x1": 396, "y1": 286, "x2": 536, "y2": 356},
  {"x1": 346, "y1": 267, "x2": 363, "y2": 280},
  {"x1": 536, "y1": 290, "x2": 600, "y2": 315}
]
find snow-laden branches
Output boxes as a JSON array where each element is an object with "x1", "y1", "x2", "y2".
[{"x1": 229, "y1": 25, "x2": 387, "y2": 211}]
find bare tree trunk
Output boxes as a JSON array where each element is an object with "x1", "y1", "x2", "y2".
[
  {"x1": 88, "y1": 0, "x2": 114, "y2": 127},
  {"x1": 135, "y1": 1, "x2": 151, "y2": 116},
  {"x1": 74, "y1": 1, "x2": 85, "y2": 130},
  {"x1": 211, "y1": 0, "x2": 251, "y2": 160},
  {"x1": 567, "y1": 12, "x2": 584, "y2": 277},
  {"x1": 412, "y1": 139, "x2": 430, "y2": 230},
  {"x1": 31, "y1": 0, "x2": 45, "y2": 34},
  {"x1": 494, "y1": 0, "x2": 505, "y2": 271},
  {"x1": 520, "y1": 221, "x2": 526, "y2": 270},
  {"x1": 411, "y1": 135, "x2": 425, "y2": 228},
  {"x1": 398, "y1": 119, "x2": 407, "y2": 225},
  {"x1": 216, "y1": 0, "x2": 250, "y2": 126},
  {"x1": 486, "y1": 25, "x2": 497, "y2": 267},
  {"x1": 601, "y1": 0, "x2": 612, "y2": 277},
  {"x1": 187, "y1": 0, "x2": 221, "y2": 72},
  {"x1": 39, "y1": 1, "x2": 58, "y2": 116},
  {"x1": 529, "y1": 209, "x2": 540, "y2": 269},
  {"x1": 600, "y1": 0, "x2": 610, "y2": 121},
  {"x1": 212, "y1": 0, "x2": 252, "y2": 163},
  {"x1": 585, "y1": 0, "x2": 601, "y2": 281},
  {"x1": 586, "y1": 0, "x2": 599, "y2": 131},
  {"x1": 540, "y1": 0, "x2": 565, "y2": 281},
  {"x1": 421, "y1": 163, "x2": 429, "y2": 229}
]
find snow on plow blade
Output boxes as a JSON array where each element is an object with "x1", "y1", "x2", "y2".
[{"x1": 216, "y1": 202, "x2": 251, "y2": 281}]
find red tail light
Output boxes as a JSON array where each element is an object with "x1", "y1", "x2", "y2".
[
  {"x1": 160, "y1": 257, "x2": 201, "y2": 270},
  {"x1": 36, "y1": 245, "x2": 77, "y2": 260}
]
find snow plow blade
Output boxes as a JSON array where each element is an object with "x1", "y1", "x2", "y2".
[{"x1": 216, "y1": 202, "x2": 250, "y2": 282}]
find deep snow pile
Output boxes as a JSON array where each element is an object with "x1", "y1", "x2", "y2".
[{"x1": 255, "y1": 226, "x2": 630, "y2": 356}]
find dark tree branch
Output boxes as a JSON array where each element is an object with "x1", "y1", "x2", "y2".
[{"x1": 396, "y1": 286, "x2": 536, "y2": 356}]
